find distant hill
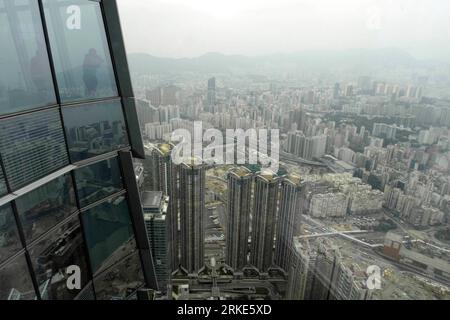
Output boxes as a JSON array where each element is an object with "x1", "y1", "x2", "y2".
[{"x1": 127, "y1": 48, "x2": 425, "y2": 75}]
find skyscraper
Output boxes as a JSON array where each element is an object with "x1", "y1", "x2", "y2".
[
  {"x1": 145, "y1": 144, "x2": 173, "y2": 194},
  {"x1": 144, "y1": 143, "x2": 179, "y2": 272},
  {"x1": 333, "y1": 83, "x2": 340, "y2": 99},
  {"x1": 250, "y1": 172, "x2": 280, "y2": 272},
  {"x1": 274, "y1": 174, "x2": 302, "y2": 271},
  {"x1": 226, "y1": 167, "x2": 253, "y2": 270},
  {"x1": 179, "y1": 161, "x2": 205, "y2": 273},
  {"x1": 143, "y1": 191, "x2": 169, "y2": 292},
  {"x1": 0, "y1": 0, "x2": 156, "y2": 300},
  {"x1": 286, "y1": 238, "x2": 315, "y2": 300},
  {"x1": 161, "y1": 85, "x2": 178, "y2": 106},
  {"x1": 207, "y1": 77, "x2": 216, "y2": 111},
  {"x1": 146, "y1": 87, "x2": 162, "y2": 107}
]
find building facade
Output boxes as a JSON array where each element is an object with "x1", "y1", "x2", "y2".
[
  {"x1": 0, "y1": 0, "x2": 156, "y2": 300},
  {"x1": 274, "y1": 175, "x2": 302, "y2": 271},
  {"x1": 226, "y1": 167, "x2": 253, "y2": 270},
  {"x1": 250, "y1": 172, "x2": 280, "y2": 272},
  {"x1": 179, "y1": 161, "x2": 205, "y2": 273},
  {"x1": 142, "y1": 191, "x2": 169, "y2": 292},
  {"x1": 144, "y1": 143, "x2": 179, "y2": 272}
]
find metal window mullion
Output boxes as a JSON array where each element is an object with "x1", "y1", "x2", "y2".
[
  {"x1": 70, "y1": 169, "x2": 97, "y2": 300},
  {"x1": 36, "y1": 0, "x2": 73, "y2": 166},
  {"x1": 59, "y1": 96, "x2": 122, "y2": 109},
  {"x1": 118, "y1": 150, "x2": 159, "y2": 290},
  {"x1": 9, "y1": 200, "x2": 42, "y2": 300},
  {"x1": 98, "y1": 0, "x2": 132, "y2": 147},
  {"x1": 100, "y1": 0, "x2": 145, "y2": 159}
]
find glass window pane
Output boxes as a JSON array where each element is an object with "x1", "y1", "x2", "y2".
[
  {"x1": 43, "y1": 0, "x2": 117, "y2": 103},
  {"x1": 15, "y1": 173, "x2": 77, "y2": 243},
  {"x1": 0, "y1": 168, "x2": 7, "y2": 197},
  {"x1": 74, "y1": 157, "x2": 123, "y2": 208},
  {"x1": 74, "y1": 282, "x2": 95, "y2": 300},
  {"x1": 0, "y1": 253, "x2": 37, "y2": 300},
  {"x1": 81, "y1": 195, "x2": 136, "y2": 273},
  {"x1": 62, "y1": 100, "x2": 129, "y2": 162},
  {"x1": 0, "y1": 0, "x2": 56, "y2": 115},
  {"x1": 0, "y1": 109, "x2": 69, "y2": 190},
  {"x1": 0, "y1": 204, "x2": 22, "y2": 264},
  {"x1": 93, "y1": 252, "x2": 144, "y2": 300},
  {"x1": 27, "y1": 216, "x2": 89, "y2": 300}
]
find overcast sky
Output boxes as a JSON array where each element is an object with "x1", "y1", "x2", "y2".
[{"x1": 117, "y1": 0, "x2": 450, "y2": 61}]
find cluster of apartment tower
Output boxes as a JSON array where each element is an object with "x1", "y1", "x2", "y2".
[{"x1": 145, "y1": 143, "x2": 303, "y2": 276}]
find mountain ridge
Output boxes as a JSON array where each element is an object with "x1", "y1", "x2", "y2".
[{"x1": 127, "y1": 48, "x2": 437, "y2": 75}]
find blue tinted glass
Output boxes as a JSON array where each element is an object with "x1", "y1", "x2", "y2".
[
  {"x1": 0, "y1": 0, "x2": 56, "y2": 115},
  {"x1": 75, "y1": 157, "x2": 123, "y2": 208},
  {"x1": 62, "y1": 100, "x2": 129, "y2": 162},
  {"x1": 0, "y1": 204, "x2": 21, "y2": 264},
  {"x1": 16, "y1": 173, "x2": 77, "y2": 243},
  {"x1": 27, "y1": 216, "x2": 89, "y2": 300},
  {"x1": 93, "y1": 252, "x2": 144, "y2": 300},
  {"x1": 0, "y1": 109, "x2": 69, "y2": 190},
  {"x1": 43, "y1": 0, "x2": 117, "y2": 103},
  {"x1": 0, "y1": 253, "x2": 37, "y2": 300},
  {"x1": 81, "y1": 195, "x2": 136, "y2": 273}
]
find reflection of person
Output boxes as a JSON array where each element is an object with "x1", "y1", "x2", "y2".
[
  {"x1": 30, "y1": 41, "x2": 50, "y2": 92},
  {"x1": 83, "y1": 48, "x2": 103, "y2": 96}
]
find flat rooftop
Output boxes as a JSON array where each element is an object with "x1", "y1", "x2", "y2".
[{"x1": 142, "y1": 191, "x2": 163, "y2": 209}]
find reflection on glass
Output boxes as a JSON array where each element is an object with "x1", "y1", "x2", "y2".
[
  {"x1": 0, "y1": 204, "x2": 21, "y2": 264},
  {"x1": 74, "y1": 282, "x2": 95, "y2": 300},
  {"x1": 82, "y1": 195, "x2": 136, "y2": 273},
  {"x1": 75, "y1": 157, "x2": 123, "y2": 208},
  {"x1": 0, "y1": 253, "x2": 37, "y2": 300},
  {"x1": 93, "y1": 252, "x2": 144, "y2": 300},
  {"x1": 0, "y1": 169, "x2": 7, "y2": 197},
  {"x1": 0, "y1": 109, "x2": 69, "y2": 190},
  {"x1": 43, "y1": 0, "x2": 117, "y2": 102},
  {"x1": 27, "y1": 216, "x2": 89, "y2": 300},
  {"x1": 0, "y1": 0, "x2": 56, "y2": 115},
  {"x1": 16, "y1": 174, "x2": 77, "y2": 243},
  {"x1": 62, "y1": 100, "x2": 129, "y2": 162}
]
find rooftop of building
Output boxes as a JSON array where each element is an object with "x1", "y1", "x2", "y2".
[
  {"x1": 285, "y1": 173, "x2": 301, "y2": 185},
  {"x1": 229, "y1": 166, "x2": 252, "y2": 178},
  {"x1": 142, "y1": 191, "x2": 163, "y2": 209},
  {"x1": 158, "y1": 143, "x2": 173, "y2": 155}
]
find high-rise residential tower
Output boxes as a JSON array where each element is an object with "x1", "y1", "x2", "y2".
[
  {"x1": 226, "y1": 167, "x2": 253, "y2": 270},
  {"x1": 143, "y1": 191, "x2": 169, "y2": 292},
  {"x1": 250, "y1": 172, "x2": 280, "y2": 272},
  {"x1": 0, "y1": 0, "x2": 156, "y2": 300},
  {"x1": 207, "y1": 77, "x2": 216, "y2": 111},
  {"x1": 274, "y1": 174, "x2": 302, "y2": 271},
  {"x1": 179, "y1": 161, "x2": 205, "y2": 273},
  {"x1": 144, "y1": 143, "x2": 179, "y2": 272}
]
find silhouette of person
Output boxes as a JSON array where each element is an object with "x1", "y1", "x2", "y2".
[
  {"x1": 30, "y1": 41, "x2": 50, "y2": 93},
  {"x1": 83, "y1": 48, "x2": 103, "y2": 96}
]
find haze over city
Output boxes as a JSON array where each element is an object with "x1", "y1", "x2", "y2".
[
  {"x1": 1, "y1": 0, "x2": 450, "y2": 305},
  {"x1": 118, "y1": 0, "x2": 450, "y2": 62}
]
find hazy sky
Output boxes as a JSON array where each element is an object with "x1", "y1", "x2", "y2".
[{"x1": 117, "y1": 0, "x2": 450, "y2": 61}]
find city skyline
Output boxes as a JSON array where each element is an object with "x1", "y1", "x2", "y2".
[{"x1": 1, "y1": 0, "x2": 450, "y2": 304}]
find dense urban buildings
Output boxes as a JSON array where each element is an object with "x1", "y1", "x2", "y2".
[
  {"x1": 2, "y1": 0, "x2": 450, "y2": 302},
  {"x1": 132, "y1": 62, "x2": 450, "y2": 299}
]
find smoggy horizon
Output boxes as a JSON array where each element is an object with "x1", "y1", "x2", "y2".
[{"x1": 117, "y1": 0, "x2": 450, "y2": 62}]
